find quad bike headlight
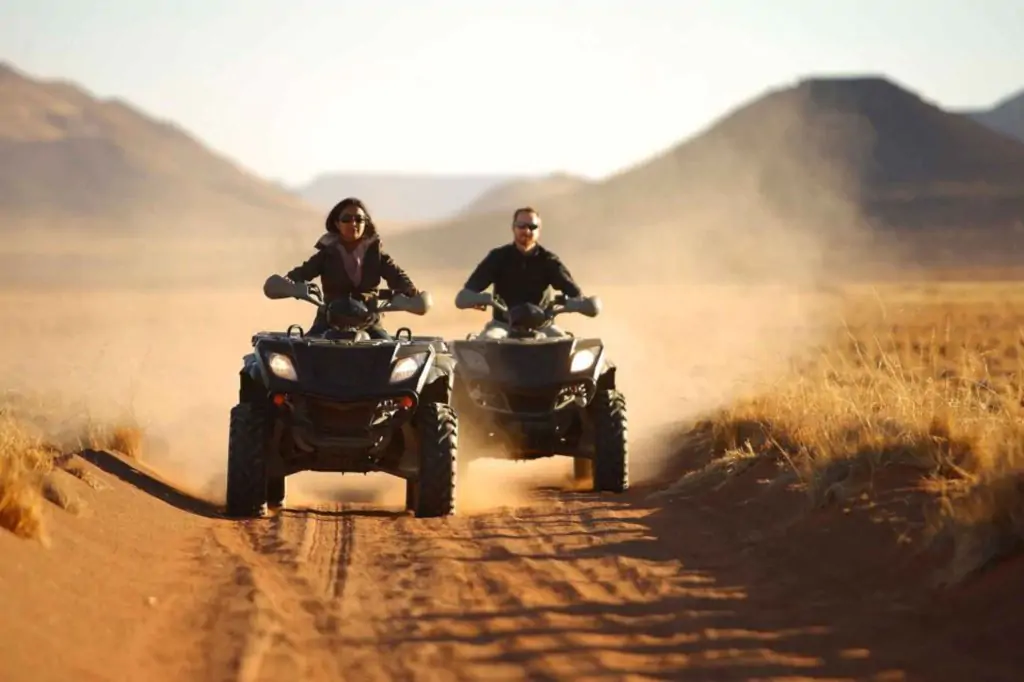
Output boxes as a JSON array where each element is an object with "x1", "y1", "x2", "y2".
[
  {"x1": 267, "y1": 352, "x2": 298, "y2": 381},
  {"x1": 570, "y1": 348, "x2": 598, "y2": 373},
  {"x1": 390, "y1": 352, "x2": 428, "y2": 383}
]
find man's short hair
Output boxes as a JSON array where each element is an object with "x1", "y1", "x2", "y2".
[{"x1": 512, "y1": 206, "x2": 540, "y2": 223}]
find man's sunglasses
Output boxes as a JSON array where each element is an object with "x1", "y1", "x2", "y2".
[
  {"x1": 514, "y1": 221, "x2": 540, "y2": 231},
  {"x1": 339, "y1": 214, "x2": 368, "y2": 224}
]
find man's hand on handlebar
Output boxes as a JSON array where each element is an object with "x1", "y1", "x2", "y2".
[{"x1": 472, "y1": 291, "x2": 496, "y2": 311}]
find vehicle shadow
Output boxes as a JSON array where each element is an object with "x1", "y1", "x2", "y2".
[
  {"x1": 77, "y1": 447, "x2": 411, "y2": 522},
  {"x1": 77, "y1": 448, "x2": 226, "y2": 519},
  {"x1": 280, "y1": 507, "x2": 404, "y2": 520}
]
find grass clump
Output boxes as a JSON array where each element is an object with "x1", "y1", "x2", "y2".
[{"x1": 666, "y1": 282, "x2": 1024, "y2": 581}]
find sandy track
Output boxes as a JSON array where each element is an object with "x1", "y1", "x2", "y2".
[
  {"x1": 141, "y1": 492, "x2": 704, "y2": 682},
  {"x1": 2, "y1": 450, "x2": 1023, "y2": 682}
]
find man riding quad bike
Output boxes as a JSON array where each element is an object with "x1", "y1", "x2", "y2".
[
  {"x1": 449, "y1": 288, "x2": 628, "y2": 493},
  {"x1": 225, "y1": 274, "x2": 459, "y2": 519},
  {"x1": 448, "y1": 204, "x2": 628, "y2": 492}
]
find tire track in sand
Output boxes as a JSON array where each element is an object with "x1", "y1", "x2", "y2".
[
  {"x1": 155, "y1": 489, "x2": 822, "y2": 681},
  {"x1": 189, "y1": 507, "x2": 358, "y2": 682},
  {"x1": 333, "y1": 491, "x2": 717, "y2": 681},
  {"x1": 265, "y1": 490, "x2": 718, "y2": 681}
]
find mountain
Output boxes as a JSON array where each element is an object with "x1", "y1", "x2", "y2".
[
  {"x1": 296, "y1": 172, "x2": 536, "y2": 225},
  {"x1": 7, "y1": 59, "x2": 1024, "y2": 288},
  {"x1": 0, "y1": 61, "x2": 319, "y2": 238},
  {"x1": 389, "y1": 75, "x2": 1024, "y2": 279},
  {"x1": 454, "y1": 172, "x2": 592, "y2": 218},
  {"x1": 964, "y1": 89, "x2": 1024, "y2": 143}
]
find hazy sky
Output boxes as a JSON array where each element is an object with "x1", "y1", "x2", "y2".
[{"x1": 2, "y1": 1, "x2": 1023, "y2": 186}]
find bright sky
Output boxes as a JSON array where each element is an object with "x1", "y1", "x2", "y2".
[{"x1": 2, "y1": 0, "x2": 1023, "y2": 186}]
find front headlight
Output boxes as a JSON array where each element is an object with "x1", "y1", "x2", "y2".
[
  {"x1": 390, "y1": 353, "x2": 427, "y2": 383},
  {"x1": 570, "y1": 348, "x2": 597, "y2": 373},
  {"x1": 267, "y1": 352, "x2": 298, "y2": 381}
]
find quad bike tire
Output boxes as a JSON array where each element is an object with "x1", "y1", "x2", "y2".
[
  {"x1": 573, "y1": 457, "x2": 594, "y2": 482},
  {"x1": 405, "y1": 480, "x2": 416, "y2": 512},
  {"x1": 226, "y1": 402, "x2": 270, "y2": 518},
  {"x1": 406, "y1": 402, "x2": 458, "y2": 518},
  {"x1": 591, "y1": 389, "x2": 629, "y2": 493},
  {"x1": 267, "y1": 475, "x2": 286, "y2": 508}
]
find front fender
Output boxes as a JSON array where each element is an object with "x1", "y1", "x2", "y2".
[
  {"x1": 421, "y1": 353, "x2": 455, "y2": 403},
  {"x1": 597, "y1": 361, "x2": 617, "y2": 391},
  {"x1": 239, "y1": 352, "x2": 267, "y2": 402}
]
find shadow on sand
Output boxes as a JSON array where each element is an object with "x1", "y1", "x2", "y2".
[
  {"x1": 76, "y1": 448, "x2": 408, "y2": 522},
  {"x1": 281, "y1": 507, "x2": 403, "y2": 520},
  {"x1": 77, "y1": 448, "x2": 226, "y2": 519},
  {"x1": 343, "y1": 481, "x2": 1022, "y2": 681},
  {"x1": 334, "y1": 495, "x2": 875, "y2": 681}
]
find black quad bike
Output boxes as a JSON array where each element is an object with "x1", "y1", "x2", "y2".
[
  {"x1": 225, "y1": 274, "x2": 459, "y2": 519},
  {"x1": 449, "y1": 289, "x2": 628, "y2": 493}
]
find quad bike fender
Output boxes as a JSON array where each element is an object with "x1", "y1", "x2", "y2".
[
  {"x1": 420, "y1": 353, "x2": 455, "y2": 404},
  {"x1": 239, "y1": 352, "x2": 268, "y2": 402},
  {"x1": 597, "y1": 358, "x2": 617, "y2": 391},
  {"x1": 241, "y1": 352, "x2": 263, "y2": 381}
]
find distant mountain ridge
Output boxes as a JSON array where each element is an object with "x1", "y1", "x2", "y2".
[
  {"x1": 388, "y1": 75, "x2": 1024, "y2": 275},
  {"x1": 296, "y1": 172, "x2": 520, "y2": 224},
  {"x1": 454, "y1": 172, "x2": 592, "y2": 218},
  {"x1": 962, "y1": 89, "x2": 1024, "y2": 143},
  {"x1": 4, "y1": 57, "x2": 1024, "y2": 285},
  {"x1": 0, "y1": 61, "x2": 319, "y2": 238},
  {"x1": 294, "y1": 171, "x2": 595, "y2": 226}
]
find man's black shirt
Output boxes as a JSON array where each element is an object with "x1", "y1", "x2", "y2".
[{"x1": 463, "y1": 243, "x2": 582, "y2": 320}]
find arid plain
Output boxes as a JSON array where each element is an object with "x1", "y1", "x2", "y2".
[{"x1": 3, "y1": 61, "x2": 1024, "y2": 681}]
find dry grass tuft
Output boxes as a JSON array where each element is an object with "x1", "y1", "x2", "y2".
[
  {"x1": 87, "y1": 421, "x2": 144, "y2": 460},
  {"x1": 929, "y1": 462, "x2": 1024, "y2": 584},
  {"x1": 0, "y1": 394, "x2": 140, "y2": 541},
  {"x1": 665, "y1": 281, "x2": 1024, "y2": 582},
  {"x1": 0, "y1": 413, "x2": 56, "y2": 542}
]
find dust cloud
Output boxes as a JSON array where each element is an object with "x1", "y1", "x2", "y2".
[
  {"x1": 516, "y1": 97, "x2": 884, "y2": 483},
  {"x1": 0, "y1": 263, "x2": 574, "y2": 512}
]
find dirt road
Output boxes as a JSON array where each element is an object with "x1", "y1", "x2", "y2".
[
  {"x1": 1, "y1": 449, "x2": 1022, "y2": 682},
  {"x1": 156, "y1": 493, "x2": 702, "y2": 681}
]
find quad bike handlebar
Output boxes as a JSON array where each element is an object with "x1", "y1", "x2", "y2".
[
  {"x1": 262, "y1": 274, "x2": 432, "y2": 317},
  {"x1": 454, "y1": 288, "x2": 601, "y2": 331},
  {"x1": 545, "y1": 293, "x2": 603, "y2": 319}
]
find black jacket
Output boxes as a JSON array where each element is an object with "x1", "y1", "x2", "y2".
[
  {"x1": 463, "y1": 243, "x2": 582, "y2": 320},
  {"x1": 285, "y1": 232, "x2": 417, "y2": 304}
]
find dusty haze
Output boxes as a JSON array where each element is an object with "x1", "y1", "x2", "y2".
[
  {"x1": 0, "y1": 95, "x2": 878, "y2": 510},
  {"x1": 11, "y1": 67, "x2": 1024, "y2": 682}
]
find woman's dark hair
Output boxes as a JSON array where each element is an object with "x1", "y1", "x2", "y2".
[{"x1": 325, "y1": 196, "x2": 377, "y2": 237}]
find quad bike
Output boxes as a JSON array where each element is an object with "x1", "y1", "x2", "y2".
[
  {"x1": 449, "y1": 289, "x2": 628, "y2": 493},
  {"x1": 225, "y1": 274, "x2": 459, "y2": 519}
]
